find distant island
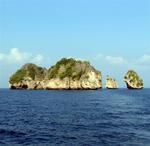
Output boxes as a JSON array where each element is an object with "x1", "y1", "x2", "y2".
[
  {"x1": 9, "y1": 58, "x2": 102, "y2": 90},
  {"x1": 9, "y1": 58, "x2": 144, "y2": 90},
  {"x1": 106, "y1": 76, "x2": 118, "y2": 89},
  {"x1": 124, "y1": 70, "x2": 144, "y2": 89}
]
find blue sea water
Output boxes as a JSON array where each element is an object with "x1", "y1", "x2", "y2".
[{"x1": 0, "y1": 89, "x2": 150, "y2": 146}]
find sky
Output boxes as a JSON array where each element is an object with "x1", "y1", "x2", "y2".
[{"x1": 0, "y1": 0, "x2": 150, "y2": 88}]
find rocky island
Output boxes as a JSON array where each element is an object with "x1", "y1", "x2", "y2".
[
  {"x1": 9, "y1": 58, "x2": 102, "y2": 90},
  {"x1": 105, "y1": 76, "x2": 118, "y2": 89},
  {"x1": 124, "y1": 70, "x2": 144, "y2": 89}
]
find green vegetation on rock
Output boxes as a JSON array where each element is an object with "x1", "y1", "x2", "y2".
[
  {"x1": 9, "y1": 69, "x2": 27, "y2": 84},
  {"x1": 48, "y1": 58, "x2": 98, "y2": 80},
  {"x1": 9, "y1": 63, "x2": 45, "y2": 84}
]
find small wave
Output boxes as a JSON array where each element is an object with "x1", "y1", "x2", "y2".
[
  {"x1": 0, "y1": 129, "x2": 26, "y2": 137},
  {"x1": 61, "y1": 135, "x2": 77, "y2": 140}
]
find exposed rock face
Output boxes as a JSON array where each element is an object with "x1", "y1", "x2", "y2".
[
  {"x1": 9, "y1": 58, "x2": 102, "y2": 90},
  {"x1": 105, "y1": 76, "x2": 118, "y2": 89},
  {"x1": 124, "y1": 70, "x2": 144, "y2": 89}
]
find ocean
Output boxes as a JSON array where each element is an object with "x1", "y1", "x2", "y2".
[{"x1": 0, "y1": 89, "x2": 150, "y2": 146}]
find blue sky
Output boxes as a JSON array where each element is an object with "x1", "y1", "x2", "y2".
[{"x1": 0, "y1": 0, "x2": 150, "y2": 88}]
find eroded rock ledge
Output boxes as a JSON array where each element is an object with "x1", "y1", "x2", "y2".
[{"x1": 9, "y1": 58, "x2": 102, "y2": 90}]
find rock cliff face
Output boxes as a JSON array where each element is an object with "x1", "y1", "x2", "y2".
[
  {"x1": 124, "y1": 70, "x2": 144, "y2": 89},
  {"x1": 105, "y1": 76, "x2": 118, "y2": 89},
  {"x1": 9, "y1": 58, "x2": 102, "y2": 90}
]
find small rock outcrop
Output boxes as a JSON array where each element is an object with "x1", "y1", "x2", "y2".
[
  {"x1": 124, "y1": 70, "x2": 144, "y2": 89},
  {"x1": 105, "y1": 76, "x2": 118, "y2": 89},
  {"x1": 9, "y1": 58, "x2": 102, "y2": 90}
]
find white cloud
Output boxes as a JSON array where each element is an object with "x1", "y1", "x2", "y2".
[
  {"x1": 95, "y1": 53, "x2": 150, "y2": 66},
  {"x1": 31, "y1": 54, "x2": 44, "y2": 64},
  {"x1": 95, "y1": 54, "x2": 103, "y2": 60},
  {"x1": 0, "y1": 54, "x2": 4, "y2": 60},
  {"x1": 95, "y1": 54, "x2": 127, "y2": 65},
  {"x1": 105, "y1": 56, "x2": 127, "y2": 65},
  {"x1": 67, "y1": 56, "x2": 84, "y2": 61},
  {"x1": 0, "y1": 48, "x2": 44, "y2": 64},
  {"x1": 1, "y1": 49, "x2": 150, "y2": 67},
  {"x1": 138, "y1": 55, "x2": 150, "y2": 65},
  {"x1": 9, "y1": 48, "x2": 30, "y2": 63}
]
